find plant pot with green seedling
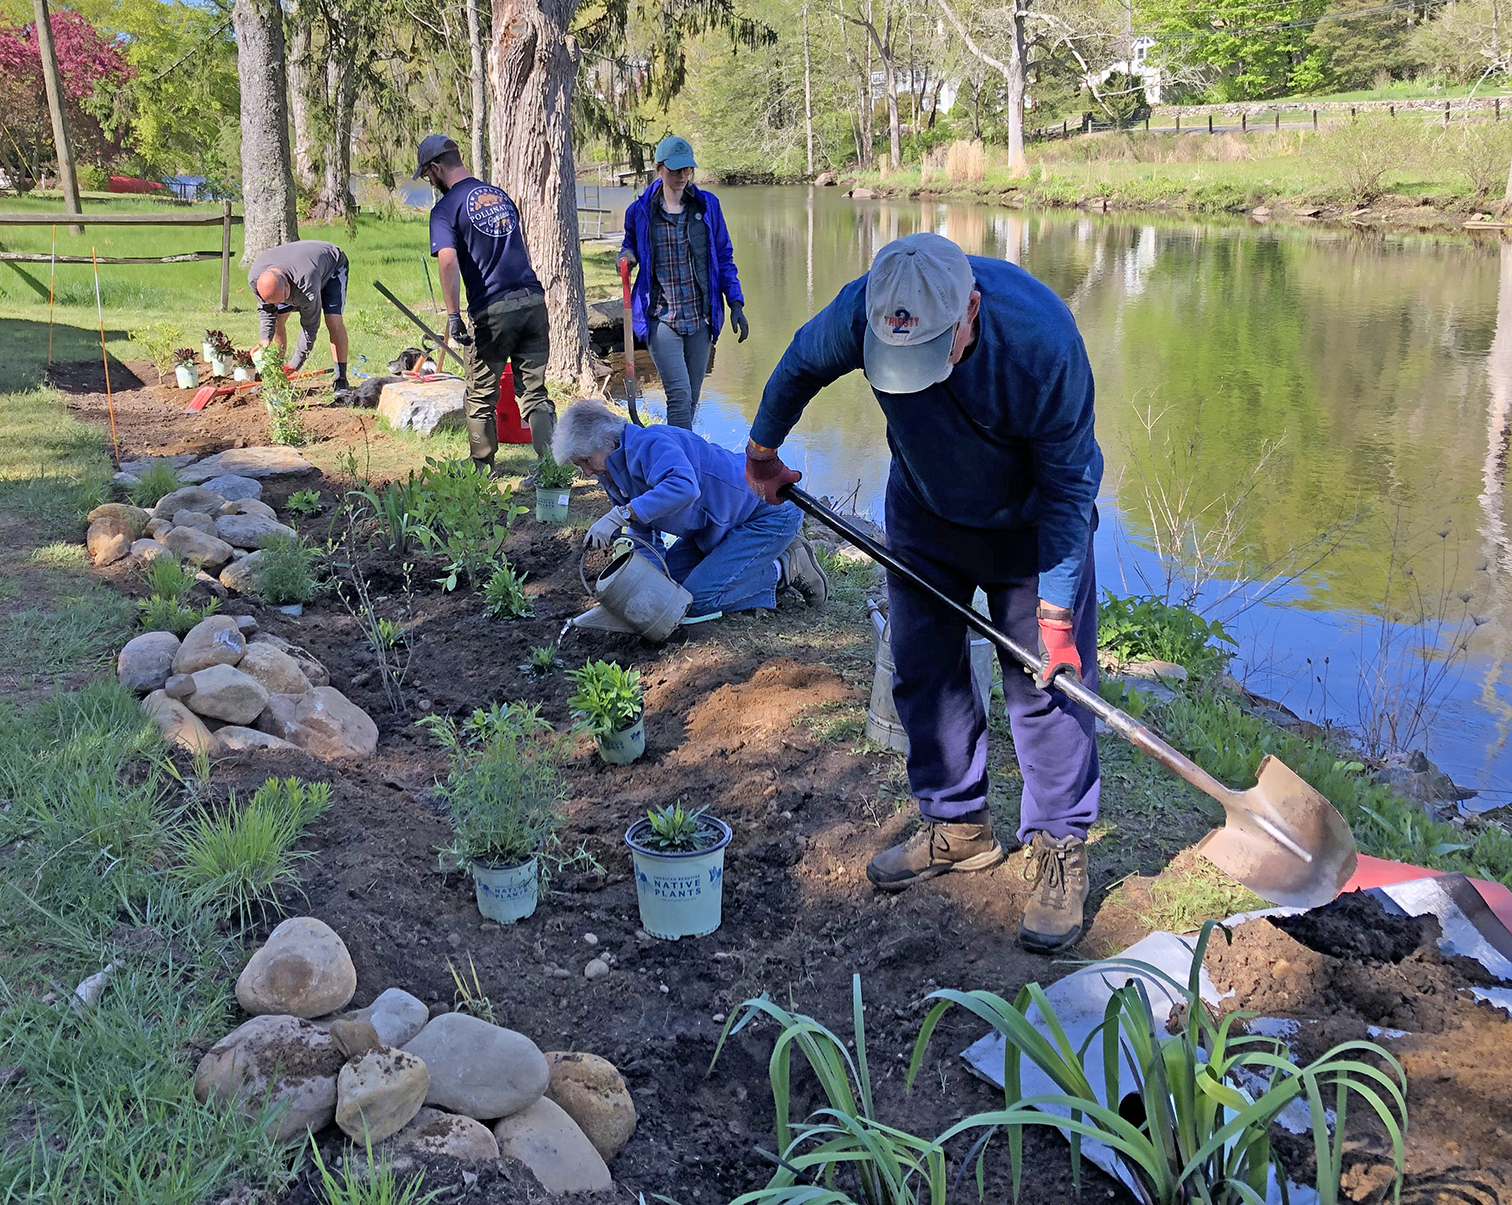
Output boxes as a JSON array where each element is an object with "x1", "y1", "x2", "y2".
[
  {"x1": 533, "y1": 454, "x2": 576, "y2": 523},
  {"x1": 568, "y1": 659, "x2": 645, "y2": 764},
  {"x1": 202, "y1": 328, "x2": 225, "y2": 364},
  {"x1": 174, "y1": 348, "x2": 199, "y2": 390},
  {"x1": 625, "y1": 803, "x2": 732, "y2": 939},
  {"x1": 232, "y1": 347, "x2": 256, "y2": 383},
  {"x1": 208, "y1": 331, "x2": 234, "y2": 377},
  {"x1": 421, "y1": 704, "x2": 567, "y2": 925}
]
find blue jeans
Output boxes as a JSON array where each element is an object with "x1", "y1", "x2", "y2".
[
  {"x1": 885, "y1": 478, "x2": 1101, "y2": 840},
  {"x1": 647, "y1": 319, "x2": 712, "y2": 429},
  {"x1": 662, "y1": 503, "x2": 803, "y2": 615}
]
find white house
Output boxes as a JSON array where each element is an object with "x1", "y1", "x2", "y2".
[{"x1": 1090, "y1": 35, "x2": 1162, "y2": 104}]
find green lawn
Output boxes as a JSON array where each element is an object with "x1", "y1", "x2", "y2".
[{"x1": 0, "y1": 195, "x2": 620, "y2": 393}]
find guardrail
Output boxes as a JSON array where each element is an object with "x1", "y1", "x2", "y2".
[{"x1": 0, "y1": 200, "x2": 242, "y2": 311}]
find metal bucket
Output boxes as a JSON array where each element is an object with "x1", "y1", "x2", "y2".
[
  {"x1": 864, "y1": 600, "x2": 994, "y2": 754},
  {"x1": 573, "y1": 534, "x2": 692, "y2": 642}
]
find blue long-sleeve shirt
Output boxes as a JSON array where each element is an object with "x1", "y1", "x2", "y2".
[{"x1": 750, "y1": 256, "x2": 1102, "y2": 609}]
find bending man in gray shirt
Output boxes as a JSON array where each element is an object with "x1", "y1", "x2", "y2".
[{"x1": 247, "y1": 239, "x2": 351, "y2": 389}]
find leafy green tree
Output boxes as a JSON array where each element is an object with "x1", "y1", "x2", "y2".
[
  {"x1": 1304, "y1": 0, "x2": 1421, "y2": 91},
  {"x1": 1135, "y1": 0, "x2": 1329, "y2": 99}
]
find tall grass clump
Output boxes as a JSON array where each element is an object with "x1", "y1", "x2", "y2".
[
  {"x1": 127, "y1": 461, "x2": 182, "y2": 508},
  {"x1": 254, "y1": 533, "x2": 322, "y2": 604},
  {"x1": 945, "y1": 139, "x2": 986, "y2": 184},
  {"x1": 136, "y1": 554, "x2": 220, "y2": 634}
]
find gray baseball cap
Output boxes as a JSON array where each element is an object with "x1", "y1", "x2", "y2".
[{"x1": 862, "y1": 233, "x2": 975, "y2": 394}]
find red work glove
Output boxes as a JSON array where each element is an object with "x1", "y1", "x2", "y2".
[
  {"x1": 1036, "y1": 604, "x2": 1081, "y2": 687},
  {"x1": 745, "y1": 439, "x2": 801, "y2": 504}
]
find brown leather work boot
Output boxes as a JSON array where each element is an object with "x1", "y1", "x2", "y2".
[
  {"x1": 865, "y1": 808, "x2": 1005, "y2": 891},
  {"x1": 1017, "y1": 831, "x2": 1089, "y2": 954}
]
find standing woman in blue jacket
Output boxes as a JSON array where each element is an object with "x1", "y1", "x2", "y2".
[{"x1": 619, "y1": 135, "x2": 749, "y2": 429}]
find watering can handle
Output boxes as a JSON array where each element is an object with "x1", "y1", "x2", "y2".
[{"x1": 578, "y1": 530, "x2": 675, "y2": 600}]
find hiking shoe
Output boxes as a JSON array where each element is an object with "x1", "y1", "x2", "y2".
[
  {"x1": 779, "y1": 536, "x2": 830, "y2": 606},
  {"x1": 1017, "y1": 832, "x2": 1089, "y2": 954},
  {"x1": 866, "y1": 809, "x2": 1004, "y2": 891}
]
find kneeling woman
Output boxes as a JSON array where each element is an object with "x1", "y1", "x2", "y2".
[{"x1": 554, "y1": 399, "x2": 828, "y2": 620}]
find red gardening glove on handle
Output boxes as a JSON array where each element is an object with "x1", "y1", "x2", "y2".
[
  {"x1": 745, "y1": 439, "x2": 801, "y2": 504},
  {"x1": 1036, "y1": 606, "x2": 1081, "y2": 687}
]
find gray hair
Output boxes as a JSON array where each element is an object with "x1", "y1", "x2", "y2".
[{"x1": 552, "y1": 398, "x2": 626, "y2": 465}]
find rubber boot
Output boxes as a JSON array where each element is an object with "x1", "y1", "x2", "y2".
[
  {"x1": 865, "y1": 807, "x2": 1004, "y2": 891},
  {"x1": 465, "y1": 415, "x2": 497, "y2": 474},
  {"x1": 528, "y1": 408, "x2": 556, "y2": 461}
]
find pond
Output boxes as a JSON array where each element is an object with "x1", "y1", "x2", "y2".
[{"x1": 611, "y1": 184, "x2": 1512, "y2": 805}]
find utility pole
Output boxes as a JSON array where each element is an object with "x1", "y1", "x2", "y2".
[
  {"x1": 466, "y1": 0, "x2": 488, "y2": 179},
  {"x1": 33, "y1": 0, "x2": 83, "y2": 233},
  {"x1": 803, "y1": 4, "x2": 815, "y2": 177}
]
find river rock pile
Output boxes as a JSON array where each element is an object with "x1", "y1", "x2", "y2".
[
  {"x1": 117, "y1": 615, "x2": 377, "y2": 760},
  {"x1": 195, "y1": 918, "x2": 632, "y2": 1192}
]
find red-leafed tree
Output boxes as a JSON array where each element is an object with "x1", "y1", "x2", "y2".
[{"x1": 0, "y1": 11, "x2": 131, "y2": 183}]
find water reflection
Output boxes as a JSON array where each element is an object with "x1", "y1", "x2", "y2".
[{"x1": 655, "y1": 187, "x2": 1511, "y2": 797}]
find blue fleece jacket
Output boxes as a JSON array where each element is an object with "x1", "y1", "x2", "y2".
[
  {"x1": 621, "y1": 181, "x2": 744, "y2": 342},
  {"x1": 750, "y1": 256, "x2": 1102, "y2": 610},
  {"x1": 601, "y1": 422, "x2": 774, "y2": 553}
]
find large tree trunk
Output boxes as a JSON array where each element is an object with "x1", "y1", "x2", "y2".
[
  {"x1": 467, "y1": 0, "x2": 489, "y2": 178},
  {"x1": 308, "y1": 45, "x2": 358, "y2": 226},
  {"x1": 287, "y1": 10, "x2": 316, "y2": 193},
  {"x1": 234, "y1": 0, "x2": 298, "y2": 263},
  {"x1": 936, "y1": 0, "x2": 1028, "y2": 174},
  {"x1": 803, "y1": 5, "x2": 814, "y2": 176},
  {"x1": 489, "y1": 0, "x2": 592, "y2": 386},
  {"x1": 33, "y1": 0, "x2": 82, "y2": 230}
]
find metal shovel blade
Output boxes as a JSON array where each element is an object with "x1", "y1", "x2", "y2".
[{"x1": 1195, "y1": 754, "x2": 1358, "y2": 909}]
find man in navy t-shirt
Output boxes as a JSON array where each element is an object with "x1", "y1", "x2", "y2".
[{"x1": 415, "y1": 135, "x2": 554, "y2": 471}]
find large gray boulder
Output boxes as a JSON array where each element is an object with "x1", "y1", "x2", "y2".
[
  {"x1": 151, "y1": 486, "x2": 225, "y2": 521},
  {"x1": 335, "y1": 1049, "x2": 430, "y2": 1144},
  {"x1": 86, "y1": 517, "x2": 135, "y2": 566},
  {"x1": 237, "y1": 916, "x2": 358, "y2": 1019},
  {"x1": 255, "y1": 687, "x2": 376, "y2": 760},
  {"x1": 163, "y1": 526, "x2": 235, "y2": 572},
  {"x1": 390, "y1": 1108, "x2": 500, "y2": 1162},
  {"x1": 237, "y1": 641, "x2": 312, "y2": 695},
  {"x1": 219, "y1": 551, "x2": 263, "y2": 593},
  {"x1": 117, "y1": 631, "x2": 180, "y2": 694},
  {"x1": 403, "y1": 1013, "x2": 548, "y2": 1121},
  {"x1": 171, "y1": 615, "x2": 246, "y2": 675},
  {"x1": 140, "y1": 690, "x2": 219, "y2": 756},
  {"x1": 180, "y1": 447, "x2": 316, "y2": 482},
  {"x1": 184, "y1": 664, "x2": 269, "y2": 725},
  {"x1": 340, "y1": 988, "x2": 429, "y2": 1049},
  {"x1": 492, "y1": 1097, "x2": 612, "y2": 1193},
  {"x1": 215, "y1": 725, "x2": 300, "y2": 753},
  {"x1": 215, "y1": 513, "x2": 298, "y2": 551},
  {"x1": 248, "y1": 634, "x2": 329, "y2": 686},
  {"x1": 193, "y1": 1015, "x2": 345, "y2": 1142},
  {"x1": 198, "y1": 474, "x2": 262, "y2": 501},
  {"x1": 377, "y1": 378, "x2": 466, "y2": 437}
]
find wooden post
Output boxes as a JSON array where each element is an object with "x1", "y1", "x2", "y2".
[
  {"x1": 1445, "y1": 100, "x2": 1451, "y2": 124},
  {"x1": 1352, "y1": 106, "x2": 1357, "y2": 121},
  {"x1": 1062, "y1": 119, "x2": 1067, "y2": 139},
  {"x1": 1389, "y1": 104, "x2": 1395, "y2": 117},
  {"x1": 1313, "y1": 109, "x2": 1318, "y2": 130},
  {"x1": 1241, "y1": 113, "x2": 1247, "y2": 133},
  {"x1": 1175, "y1": 113, "x2": 1180, "y2": 132},
  {"x1": 33, "y1": 0, "x2": 82, "y2": 234},
  {"x1": 219, "y1": 199, "x2": 232, "y2": 312},
  {"x1": 1208, "y1": 114, "x2": 1213, "y2": 134},
  {"x1": 1144, "y1": 116, "x2": 1149, "y2": 132},
  {"x1": 1498, "y1": 98, "x2": 1502, "y2": 120},
  {"x1": 1274, "y1": 110, "x2": 1280, "y2": 131}
]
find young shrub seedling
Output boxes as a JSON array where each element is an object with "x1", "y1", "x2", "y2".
[
  {"x1": 567, "y1": 659, "x2": 643, "y2": 736},
  {"x1": 367, "y1": 615, "x2": 407, "y2": 651},
  {"x1": 255, "y1": 344, "x2": 306, "y2": 447},
  {"x1": 286, "y1": 488, "x2": 322, "y2": 516},
  {"x1": 173, "y1": 347, "x2": 197, "y2": 368},
  {"x1": 130, "y1": 321, "x2": 184, "y2": 385},
  {"x1": 533, "y1": 453, "x2": 577, "y2": 490},
  {"x1": 1098, "y1": 592, "x2": 1237, "y2": 679},
  {"x1": 136, "y1": 554, "x2": 220, "y2": 635},
  {"x1": 483, "y1": 563, "x2": 533, "y2": 619},
  {"x1": 522, "y1": 643, "x2": 563, "y2": 676},
  {"x1": 254, "y1": 533, "x2": 322, "y2": 605}
]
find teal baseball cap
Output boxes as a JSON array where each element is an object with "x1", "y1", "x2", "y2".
[{"x1": 654, "y1": 135, "x2": 697, "y2": 170}]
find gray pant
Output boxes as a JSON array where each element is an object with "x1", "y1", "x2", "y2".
[
  {"x1": 464, "y1": 293, "x2": 552, "y2": 466},
  {"x1": 647, "y1": 319, "x2": 712, "y2": 430}
]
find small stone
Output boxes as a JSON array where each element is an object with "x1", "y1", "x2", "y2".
[
  {"x1": 712, "y1": 1013, "x2": 726, "y2": 1023},
  {"x1": 172, "y1": 509, "x2": 218, "y2": 536},
  {"x1": 417, "y1": 698, "x2": 432, "y2": 711},
  {"x1": 492, "y1": 1097, "x2": 611, "y2": 1193},
  {"x1": 117, "y1": 630, "x2": 181, "y2": 694},
  {"x1": 88, "y1": 502, "x2": 148, "y2": 533},
  {"x1": 447, "y1": 933, "x2": 462, "y2": 948},
  {"x1": 402, "y1": 1013, "x2": 548, "y2": 1121},
  {"x1": 179, "y1": 446, "x2": 316, "y2": 483},
  {"x1": 219, "y1": 550, "x2": 264, "y2": 593},
  {"x1": 163, "y1": 526, "x2": 235, "y2": 572},
  {"x1": 247, "y1": 633, "x2": 329, "y2": 686},
  {"x1": 73, "y1": 964, "x2": 115, "y2": 1008},
  {"x1": 390, "y1": 1107, "x2": 500, "y2": 1163},
  {"x1": 237, "y1": 916, "x2": 358, "y2": 1019},
  {"x1": 151, "y1": 486, "x2": 225, "y2": 521},
  {"x1": 129, "y1": 538, "x2": 171, "y2": 565},
  {"x1": 583, "y1": 959, "x2": 609, "y2": 981},
  {"x1": 215, "y1": 513, "x2": 298, "y2": 551},
  {"x1": 342, "y1": 988, "x2": 430, "y2": 1048},
  {"x1": 145, "y1": 517, "x2": 173, "y2": 540},
  {"x1": 659, "y1": 984, "x2": 668, "y2": 994},
  {"x1": 86, "y1": 517, "x2": 135, "y2": 565},
  {"x1": 221, "y1": 497, "x2": 278, "y2": 520},
  {"x1": 329, "y1": 1018, "x2": 384, "y2": 1059},
  {"x1": 194, "y1": 1015, "x2": 344, "y2": 1141},
  {"x1": 164, "y1": 672, "x2": 196, "y2": 699},
  {"x1": 480, "y1": 921, "x2": 501, "y2": 932},
  {"x1": 172, "y1": 615, "x2": 246, "y2": 675},
  {"x1": 185, "y1": 663, "x2": 269, "y2": 725},
  {"x1": 113, "y1": 470, "x2": 140, "y2": 489},
  {"x1": 198, "y1": 474, "x2": 263, "y2": 501},
  {"x1": 141, "y1": 689, "x2": 219, "y2": 756},
  {"x1": 215, "y1": 725, "x2": 299, "y2": 753},
  {"x1": 543, "y1": 1051, "x2": 637, "y2": 1161},
  {"x1": 336, "y1": 1049, "x2": 430, "y2": 1144},
  {"x1": 582, "y1": 933, "x2": 598, "y2": 946}
]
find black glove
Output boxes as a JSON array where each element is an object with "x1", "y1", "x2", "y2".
[
  {"x1": 729, "y1": 302, "x2": 749, "y2": 343},
  {"x1": 447, "y1": 313, "x2": 472, "y2": 347}
]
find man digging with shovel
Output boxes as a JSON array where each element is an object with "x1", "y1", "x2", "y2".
[{"x1": 745, "y1": 232, "x2": 1103, "y2": 953}]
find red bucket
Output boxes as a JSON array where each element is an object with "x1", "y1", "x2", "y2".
[{"x1": 494, "y1": 363, "x2": 532, "y2": 444}]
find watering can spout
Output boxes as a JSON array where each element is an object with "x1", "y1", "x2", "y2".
[{"x1": 569, "y1": 604, "x2": 643, "y2": 635}]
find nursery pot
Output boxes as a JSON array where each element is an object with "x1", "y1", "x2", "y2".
[
  {"x1": 210, "y1": 356, "x2": 230, "y2": 377},
  {"x1": 625, "y1": 815, "x2": 732, "y2": 940},
  {"x1": 595, "y1": 713, "x2": 645, "y2": 765},
  {"x1": 535, "y1": 485, "x2": 571, "y2": 524},
  {"x1": 201, "y1": 340, "x2": 215, "y2": 362},
  {"x1": 175, "y1": 363, "x2": 199, "y2": 389},
  {"x1": 233, "y1": 365, "x2": 253, "y2": 382},
  {"x1": 471, "y1": 857, "x2": 539, "y2": 924}
]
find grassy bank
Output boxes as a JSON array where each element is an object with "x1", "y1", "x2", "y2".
[{"x1": 845, "y1": 120, "x2": 1512, "y2": 226}]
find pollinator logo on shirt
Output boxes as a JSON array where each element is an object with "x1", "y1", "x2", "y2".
[{"x1": 466, "y1": 186, "x2": 518, "y2": 239}]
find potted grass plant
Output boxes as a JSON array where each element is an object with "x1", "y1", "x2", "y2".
[
  {"x1": 232, "y1": 348, "x2": 256, "y2": 382},
  {"x1": 421, "y1": 703, "x2": 567, "y2": 924},
  {"x1": 533, "y1": 454, "x2": 576, "y2": 523},
  {"x1": 174, "y1": 348, "x2": 200, "y2": 390},
  {"x1": 568, "y1": 658, "x2": 644, "y2": 765},
  {"x1": 624, "y1": 802, "x2": 732, "y2": 939}
]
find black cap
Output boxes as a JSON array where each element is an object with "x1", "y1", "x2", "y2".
[{"x1": 413, "y1": 134, "x2": 459, "y2": 180}]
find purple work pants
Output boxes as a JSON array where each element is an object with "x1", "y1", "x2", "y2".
[{"x1": 884, "y1": 480, "x2": 1101, "y2": 841}]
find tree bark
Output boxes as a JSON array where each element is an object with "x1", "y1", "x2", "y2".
[
  {"x1": 936, "y1": 0, "x2": 1027, "y2": 173},
  {"x1": 32, "y1": 0, "x2": 82, "y2": 231},
  {"x1": 287, "y1": 5, "x2": 316, "y2": 192},
  {"x1": 308, "y1": 45, "x2": 359, "y2": 226},
  {"x1": 803, "y1": 5, "x2": 814, "y2": 176},
  {"x1": 489, "y1": 0, "x2": 592, "y2": 385},
  {"x1": 234, "y1": 0, "x2": 298, "y2": 264},
  {"x1": 467, "y1": 0, "x2": 489, "y2": 178}
]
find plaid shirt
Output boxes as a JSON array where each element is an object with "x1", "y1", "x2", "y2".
[{"x1": 648, "y1": 204, "x2": 704, "y2": 336}]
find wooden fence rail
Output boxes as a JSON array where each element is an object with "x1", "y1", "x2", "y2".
[{"x1": 0, "y1": 200, "x2": 242, "y2": 311}]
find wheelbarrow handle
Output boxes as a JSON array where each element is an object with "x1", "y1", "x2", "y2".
[{"x1": 780, "y1": 485, "x2": 1230, "y2": 800}]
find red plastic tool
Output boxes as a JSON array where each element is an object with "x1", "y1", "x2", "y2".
[{"x1": 494, "y1": 363, "x2": 531, "y2": 444}]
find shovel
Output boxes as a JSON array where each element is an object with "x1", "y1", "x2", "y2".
[
  {"x1": 620, "y1": 259, "x2": 644, "y2": 427},
  {"x1": 783, "y1": 486, "x2": 1358, "y2": 909}
]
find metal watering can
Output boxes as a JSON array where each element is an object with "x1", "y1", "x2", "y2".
[
  {"x1": 864, "y1": 599, "x2": 994, "y2": 754},
  {"x1": 570, "y1": 533, "x2": 693, "y2": 643}
]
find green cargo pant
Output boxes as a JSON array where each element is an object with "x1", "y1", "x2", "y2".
[{"x1": 463, "y1": 291, "x2": 553, "y2": 469}]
